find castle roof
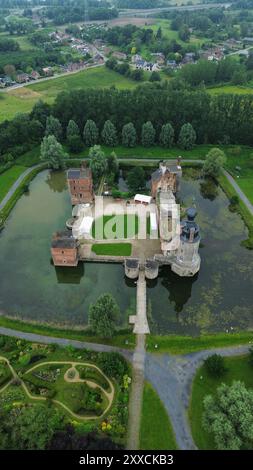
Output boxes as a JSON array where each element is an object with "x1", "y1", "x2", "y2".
[
  {"x1": 151, "y1": 162, "x2": 180, "y2": 181},
  {"x1": 51, "y1": 230, "x2": 76, "y2": 249},
  {"x1": 67, "y1": 167, "x2": 91, "y2": 180}
]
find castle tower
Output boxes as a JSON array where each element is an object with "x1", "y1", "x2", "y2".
[
  {"x1": 67, "y1": 162, "x2": 94, "y2": 206},
  {"x1": 171, "y1": 208, "x2": 201, "y2": 277}
]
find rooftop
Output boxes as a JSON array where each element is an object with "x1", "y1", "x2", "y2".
[
  {"x1": 67, "y1": 167, "x2": 92, "y2": 180},
  {"x1": 51, "y1": 230, "x2": 76, "y2": 249}
]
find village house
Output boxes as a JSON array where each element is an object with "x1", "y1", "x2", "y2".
[
  {"x1": 112, "y1": 51, "x2": 127, "y2": 61},
  {"x1": 135, "y1": 59, "x2": 159, "y2": 72},
  {"x1": 30, "y1": 70, "x2": 40, "y2": 80},
  {"x1": 42, "y1": 67, "x2": 54, "y2": 77},
  {"x1": 167, "y1": 59, "x2": 178, "y2": 69},
  {"x1": 16, "y1": 73, "x2": 30, "y2": 84},
  {"x1": 151, "y1": 53, "x2": 165, "y2": 65}
]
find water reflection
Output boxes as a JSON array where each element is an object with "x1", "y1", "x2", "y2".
[
  {"x1": 45, "y1": 170, "x2": 68, "y2": 193},
  {"x1": 54, "y1": 263, "x2": 85, "y2": 284}
]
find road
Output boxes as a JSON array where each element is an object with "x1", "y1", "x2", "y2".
[{"x1": 119, "y1": 3, "x2": 231, "y2": 17}]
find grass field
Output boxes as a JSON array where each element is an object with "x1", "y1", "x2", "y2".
[
  {"x1": 140, "y1": 382, "x2": 178, "y2": 450},
  {"x1": 0, "y1": 66, "x2": 137, "y2": 123},
  {"x1": 91, "y1": 243, "x2": 132, "y2": 256},
  {"x1": 208, "y1": 85, "x2": 253, "y2": 95},
  {"x1": 92, "y1": 214, "x2": 139, "y2": 240},
  {"x1": 189, "y1": 354, "x2": 253, "y2": 449},
  {"x1": 0, "y1": 165, "x2": 27, "y2": 202},
  {"x1": 147, "y1": 331, "x2": 253, "y2": 354}
]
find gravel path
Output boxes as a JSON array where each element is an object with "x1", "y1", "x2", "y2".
[
  {"x1": 0, "y1": 164, "x2": 43, "y2": 212},
  {"x1": 223, "y1": 169, "x2": 253, "y2": 216}
]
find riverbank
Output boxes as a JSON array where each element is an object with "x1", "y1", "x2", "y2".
[
  {"x1": 147, "y1": 332, "x2": 253, "y2": 354},
  {"x1": 0, "y1": 316, "x2": 135, "y2": 349}
]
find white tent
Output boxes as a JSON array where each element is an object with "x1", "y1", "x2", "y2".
[
  {"x1": 72, "y1": 216, "x2": 93, "y2": 239},
  {"x1": 134, "y1": 194, "x2": 152, "y2": 205}
]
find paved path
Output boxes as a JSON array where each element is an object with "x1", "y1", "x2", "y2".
[
  {"x1": 0, "y1": 163, "x2": 44, "y2": 212},
  {"x1": 223, "y1": 169, "x2": 253, "y2": 216},
  {"x1": 127, "y1": 334, "x2": 146, "y2": 450},
  {"x1": 133, "y1": 271, "x2": 150, "y2": 335}
]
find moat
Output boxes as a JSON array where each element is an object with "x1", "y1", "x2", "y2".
[{"x1": 0, "y1": 168, "x2": 253, "y2": 335}]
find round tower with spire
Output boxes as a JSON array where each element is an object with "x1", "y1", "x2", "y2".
[{"x1": 171, "y1": 208, "x2": 201, "y2": 277}]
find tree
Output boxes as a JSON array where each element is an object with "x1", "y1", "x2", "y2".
[
  {"x1": 31, "y1": 100, "x2": 51, "y2": 128},
  {"x1": 141, "y1": 121, "x2": 155, "y2": 147},
  {"x1": 3, "y1": 64, "x2": 16, "y2": 79},
  {"x1": 248, "y1": 346, "x2": 253, "y2": 367},
  {"x1": 179, "y1": 24, "x2": 190, "y2": 42},
  {"x1": 83, "y1": 120, "x2": 99, "y2": 147},
  {"x1": 88, "y1": 294, "x2": 120, "y2": 338},
  {"x1": 178, "y1": 123, "x2": 196, "y2": 150},
  {"x1": 122, "y1": 122, "x2": 137, "y2": 147},
  {"x1": 101, "y1": 120, "x2": 118, "y2": 146},
  {"x1": 97, "y1": 352, "x2": 128, "y2": 379},
  {"x1": 203, "y1": 148, "x2": 226, "y2": 178},
  {"x1": 156, "y1": 26, "x2": 162, "y2": 40},
  {"x1": 106, "y1": 151, "x2": 119, "y2": 179},
  {"x1": 204, "y1": 354, "x2": 227, "y2": 378},
  {"x1": 66, "y1": 120, "x2": 82, "y2": 153},
  {"x1": 203, "y1": 381, "x2": 253, "y2": 450},
  {"x1": 89, "y1": 145, "x2": 107, "y2": 181},
  {"x1": 40, "y1": 135, "x2": 67, "y2": 170},
  {"x1": 1, "y1": 404, "x2": 64, "y2": 450},
  {"x1": 149, "y1": 71, "x2": 161, "y2": 82},
  {"x1": 45, "y1": 116, "x2": 62, "y2": 141},
  {"x1": 159, "y1": 123, "x2": 174, "y2": 148},
  {"x1": 127, "y1": 166, "x2": 146, "y2": 193}
]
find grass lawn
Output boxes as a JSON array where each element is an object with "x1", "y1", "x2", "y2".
[
  {"x1": 218, "y1": 172, "x2": 253, "y2": 249},
  {"x1": 91, "y1": 243, "x2": 132, "y2": 256},
  {"x1": 92, "y1": 214, "x2": 139, "y2": 240},
  {"x1": 208, "y1": 85, "x2": 253, "y2": 95},
  {"x1": 0, "y1": 67, "x2": 137, "y2": 123},
  {"x1": 147, "y1": 331, "x2": 253, "y2": 354},
  {"x1": 0, "y1": 165, "x2": 27, "y2": 202},
  {"x1": 189, "y1": 354, "x2": 253, "y2": 449},
  {"x1": 140, "y1": 382, "x2": 178, "y2": 450}
]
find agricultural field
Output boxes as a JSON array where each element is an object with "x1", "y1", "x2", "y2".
[{"x1": 0, "y1": 67, "x2": 137, "y2": 123}]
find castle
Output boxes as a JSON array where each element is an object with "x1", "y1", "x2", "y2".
[{"x1": 51, "y1": 160, "x2": 201, "y2": 278}]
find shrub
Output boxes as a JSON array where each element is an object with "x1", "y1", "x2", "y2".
[
  {"x1": 97, "y1": 352, "x2": 129, "y2": 380},
  {"x1": 204, "y1": 354, "x2": 227, "y2": 378}
]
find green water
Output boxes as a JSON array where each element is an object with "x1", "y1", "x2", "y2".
[
  {"x1": 0, "y1": 170, "x2": 136, "y2": 327},
  {"x1": 148, "y1": 169, "x2": 253, "y2": 335},
  {"x1": 0, "y1": 168, "x2": 253, "y2": 335}
]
